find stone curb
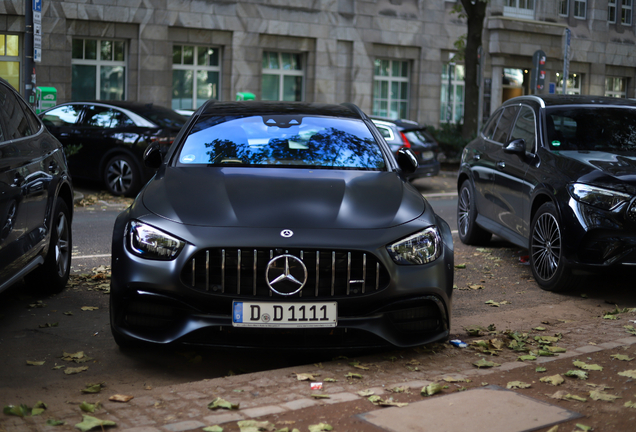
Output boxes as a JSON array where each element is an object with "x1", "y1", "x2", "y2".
[{"x1": 7, "y1": 335, "x2": 635, "y2": 432}]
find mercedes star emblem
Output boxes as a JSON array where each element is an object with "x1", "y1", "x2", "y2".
[
  {"x1": 280, "y1": 229, "x2": 293, "y2": 238},
  {"x1": 266, "y1": 254, "x2": 307, "y2": 296}
]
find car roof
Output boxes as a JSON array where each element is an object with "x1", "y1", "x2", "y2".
[
  {"x1": 503, "y1": 94, "x2": 636, "y2": 108},
  {"x1": 197, "y1": 101, "x2": 366, "y2": 119},
  {"x1": 54, "y1": 100, "x2": 175, "y2": 113},
  {"x1": 370, "y1": 117, "x2": 426, "y2": 130}
]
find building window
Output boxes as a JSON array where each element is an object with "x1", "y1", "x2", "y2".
[
  {"x1": 609, "y1": 0, "x2": 617, "y2": 22},
  {"x1": 71, "y1": 39, "x2": 126, "y2": 101},
  {"x1": 262, "y1": 51, "x2": 303, "y2": 101},
  {"x1": 172, "y1": 45, "x2": 220, "y2": 110},
  {"x1": 503, "y1": 0, "x2": 535, "y2": 19},
  {"x1": 605, "y1": 77, "x2": 627, "y2": 97},
  {"x1": 373, "y1": 59, "x2": 409, "y2": 119},
  {"x1": 439, "y1": 64, "x2": 464, "y2": 124},
  {"x1": 559, "y1": 0, "x2": 569, "y2": 16},
  {"x1": 556, "y1": 73, "x2": 582, "y2": 94},
  {"x1": 622, "y1": 0, "x2": 633, "y2": 24},
  {"x1": 0, "y1": 34, "x2": 20, "y2": 91},
  {"x1": 574, "y1": 0, "x2": 587, "y2": 19}
]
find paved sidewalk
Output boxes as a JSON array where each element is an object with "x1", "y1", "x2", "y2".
[{"x1": 3, "y1": 323, "x2": 636, "y2": 432}]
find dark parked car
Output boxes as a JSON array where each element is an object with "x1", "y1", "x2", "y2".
[
  {"x1": 40, "y1": 102, "x2": 187, "y2": 197},
  {"x1": 0, "y1": 78, "x2": 74, "y2": 295},
  {"x1": 110, "y1": 101, "x2": 454, "y2": 350},
  {"x1": 457, "y1": 95, "x2": 636, "y2": 292},
  {"x1": 371, "y1": 118, "x2": 440, "y2": 180}
]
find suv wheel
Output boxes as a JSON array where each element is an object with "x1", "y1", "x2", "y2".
[
  {"x1": 457, "y1": 180, "x2": 492, "y2": 245},
  {"x1": 530, "y1": 202, "x2": 579, "y2": 292},
  {"x1": 26, "y1": 200, "x2": 72, "y2": 294}
]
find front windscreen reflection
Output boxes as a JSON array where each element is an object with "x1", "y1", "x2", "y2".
[{"x1": 177, "y1": 115, "x2": 386, "y2": 170}]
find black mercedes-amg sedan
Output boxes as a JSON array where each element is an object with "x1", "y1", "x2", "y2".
[
  {"x1": 110, "y1": 101, "x2": 454, "y2": 350},
  {"x1": 457, "y1": 95, "x2": 636, "y2": 292}
]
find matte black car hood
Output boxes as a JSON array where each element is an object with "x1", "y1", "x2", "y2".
[
  {"x1": 142, "y1": 167, "x2": 425, "y2": 228},
  {"x1": 558, "y1": 151, "x2": 636, "y2": 193}
]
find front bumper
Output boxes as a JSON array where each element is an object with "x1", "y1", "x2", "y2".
[
  {"x1": 562, "y1": 197, "x2": 636, "y2": 270},
  {"x1": 110, "y1": 213, "x2": 454, "y2": 349}
]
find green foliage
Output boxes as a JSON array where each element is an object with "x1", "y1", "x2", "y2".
[
  {"x1": 427, "y1": 123, "x2": 472, "y2": 161},
  {"x1": 453, "y1": 35, "x2": 466, "y2": 61}
]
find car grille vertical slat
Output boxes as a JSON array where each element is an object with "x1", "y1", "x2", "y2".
[
  {"x1": 182, "y1": 248, "x2": 390, "y2": 298},
  {"x1": 331, "y1": 251, "x2": 336, "y2": 296},
  {"x1": 205, "y1": 250, "x2": 210, "y2": 291},
  {"x1": 253, "y1": 249, "x2": 257, "y2": 296},
  {"x1": 315, "y1": 251, "x2": 320, "y2": 297},
  {"x1": 237, "y1": 249, "x2": 241, "y2": 295},
  {"x1": 362, "y1": 253, "x2": 367, "y2": 294},
  {"x1": 347, "y1": 252, "x2": 351, "y2": 296},
  {"x1": 221, "y1": 249, "x2": 225, "y2": 293}
]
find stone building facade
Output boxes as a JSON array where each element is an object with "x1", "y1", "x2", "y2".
[{"x1": 1, "y1": 0, "x2": 635, "y2": 129}]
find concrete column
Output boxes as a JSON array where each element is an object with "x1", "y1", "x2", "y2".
[{"x1": 490, "y1": 65, "x2": 503, "y2": 114}]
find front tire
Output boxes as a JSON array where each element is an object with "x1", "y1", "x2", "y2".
[
  {"x1": 104, "y1": 155, "x2": 141, "y2": 197},
  {"x1": 529, "y1": 202, "x2": 579, "y2": 292},
  {"x1": 27, "y1": 200, "x2": 72, "y2": 294},
  {"x1": 457, "y1": 180, "x2": 492, "y2": 245}
]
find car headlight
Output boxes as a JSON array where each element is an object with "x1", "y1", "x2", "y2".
[
  {"x1": 128, "y1": 221, "x2": 185, "y2": 260},
  {"x1": 568, "y1": 183, "x2": 631, "y2": 211},
  {"x1": 387, "y1": 227, "x2": 442, "y2": 265}
]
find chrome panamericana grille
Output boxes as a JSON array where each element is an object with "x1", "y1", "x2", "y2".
[{"x1": 181, "y1": 248, "x2": 390, "y2": 298}]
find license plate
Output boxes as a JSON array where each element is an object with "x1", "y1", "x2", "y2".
[{"x1": 232, "y1": 301, "x2": 337, "y2": 328}]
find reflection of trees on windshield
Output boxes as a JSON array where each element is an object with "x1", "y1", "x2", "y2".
[{"x1": 202, "y1": 127, "x2": 385, "y2": 169}]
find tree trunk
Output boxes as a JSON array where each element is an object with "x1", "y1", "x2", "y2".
[{"x1": 460, "y1": 0, "x2": 487, "y2": 140}]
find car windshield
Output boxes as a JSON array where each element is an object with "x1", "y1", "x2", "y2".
[
  {"x1": 546, "y1": 107, "x2": 636, "y2": 152},
  {"x1": 177, "y1": 114, "x2": 386, "y2": 169}
]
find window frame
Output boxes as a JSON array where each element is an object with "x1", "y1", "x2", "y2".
[
  {"x1": 172, "y1": 45, "x2": 222, "y2": 110},
  {"x1": 372, "y1": 59, "x2": 410, "y2": 120},
  {"x1": 605, "y1": 77, "x2": 628, "y2": 98},
  {"x1": 609, "y1": 0, "x2": 617, "y2": 23},
  {"x1": 622, "y1": 0, "x2": 633, "y2": 25},
  {"x1": 503, "y1": 0, "x2": 535, "y2": 19},
  {"x1": 71, "y1": 38, "x2": 127, "y2": 101},
  {"x1": 573, "y1": 0, "x2": 587, "y2": 19},
  {"x1": 261, "y1": 51, "x2": 305, "y2": 102},
  {"x1": 559, "y1": 0, "x2": 570, "y2": 16},
  {"x1": 0, "y1": 33, "x2": 21, "y2": 92},
  {"x1": 440, "y1": 63, "x2": 465, "y2": 124}
]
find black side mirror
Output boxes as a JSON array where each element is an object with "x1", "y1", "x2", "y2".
[
  {"x1": 144, "y1": 143, "x2": 163, "y2": 169},
  {"x1": 397, "y1": 147, "x2": 418, "y2": 174},
  {"x1": 504, "y1": 138, "x2": 526, "y2": 156}
]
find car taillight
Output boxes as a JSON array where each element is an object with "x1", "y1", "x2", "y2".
[
  {"x1": 399, "y1": 132, "x2": 411, "y2": 149},
  {"x1": 149, "y1": 135, "x2": 176, "y2": 145}
]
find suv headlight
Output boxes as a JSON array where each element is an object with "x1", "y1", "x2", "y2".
[
  {"x1": 568, "y1": 183, "x2": 631, "y2": 211},
  {"x1": 128, "y1": 221, "x2": 185, "y2": 260},
  {"x1": 387, "y1": 227, "x2": 442, "y2": 265}
]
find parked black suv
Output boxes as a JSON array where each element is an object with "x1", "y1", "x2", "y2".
[
  {"x1": 457, "y1": 95, "x2": 636, "y2": 292},
  {"x1": 0, "y1": 78, "x2": 74, "y2": 295}
]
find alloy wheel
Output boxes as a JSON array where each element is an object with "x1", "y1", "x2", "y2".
[
  {"x1": 54, "y1": 211, "x2": 70, "y2": 278},
  {"x1": 106, "y1": 159, "x2": 133, "y2": 194},
  {"x1": 531, "y1": 212, "x2": 561, "y2": 281},
  {"x1": 457, "y1": 186, "x2": 471, "y2": 238}
]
